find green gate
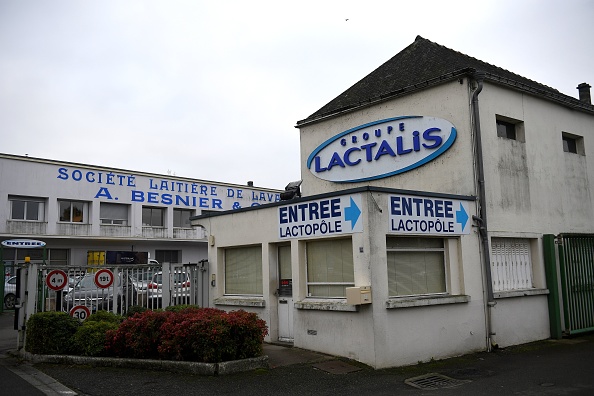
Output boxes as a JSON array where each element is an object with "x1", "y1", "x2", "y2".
[{"x1": 544, "y1": 234, "x2": 594, "y2": 337}]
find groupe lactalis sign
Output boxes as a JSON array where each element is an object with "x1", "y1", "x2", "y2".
[{"x1": 307, "y1": 116, "x2": 457, "y2": 183}]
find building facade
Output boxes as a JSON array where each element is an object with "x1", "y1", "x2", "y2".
[
  {"x1": 0, "y1": 153, "x2": 281, "y2": 275},
  {"x1": 193, "y1": 36, "x2": 594, "y2": 369}
]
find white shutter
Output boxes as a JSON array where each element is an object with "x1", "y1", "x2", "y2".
[{"x1": 491, "y1": 238, "x2": 533, "y2": 291}]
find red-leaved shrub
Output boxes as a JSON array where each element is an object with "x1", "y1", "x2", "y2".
[
  {"x1": 105, "y1": 310, "x2": 172, "y2": 359},
  {"x1": 105, "y1": 308, "x2": 268, "y2": 363}
]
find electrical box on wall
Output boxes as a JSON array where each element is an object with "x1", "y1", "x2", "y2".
[{"x1": 346, "y1": 286, "x2": 372, "y2": 305}]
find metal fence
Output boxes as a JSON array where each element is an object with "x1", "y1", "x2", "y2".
[
  {"x1": 13, "y1": 261, "x2": 209, "y2": 346},
  {"x1": 557, "y1": 234, "x2": 594, "y2": 335},
  {"x1": 545, "y1": 234, "x2": 594, "y2": 337}
]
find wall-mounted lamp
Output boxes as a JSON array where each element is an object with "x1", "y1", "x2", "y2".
[{"x1": 280, "y1": 180, "x2": 302, "y2": 201}]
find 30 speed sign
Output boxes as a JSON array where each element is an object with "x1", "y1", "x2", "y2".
[
  {"x1": 94, "y1": 269, "x2": 114, "y2": 289},
  {"x1": 46, "y1": 269, "x2": 68, "y2": 291},
  {"x1": 70, "y1": 305, "x2": 91, "y2": 322}
]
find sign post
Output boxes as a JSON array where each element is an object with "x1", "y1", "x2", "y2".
[{"x1": 45, "y1": 269, "x2": 68, "y2": 311}]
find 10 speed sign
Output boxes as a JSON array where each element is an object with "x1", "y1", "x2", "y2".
[
  {"x1": 46, "y1": 269, "x2": 68, "y2": 291},
  {"x1": 94, "y1": 269, "x2": 114, "y2": 288}
]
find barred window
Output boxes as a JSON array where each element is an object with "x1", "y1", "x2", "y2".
[{"x1": 491, "y1": 238, "x2": 533, "y2": 291}]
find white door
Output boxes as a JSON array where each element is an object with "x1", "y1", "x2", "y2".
[{"x1": 277, "y1": 245, "x2": 293, "y2": 342}]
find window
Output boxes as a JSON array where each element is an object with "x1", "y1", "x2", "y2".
[
  {"x1": 173, "y1": 209, "x2": 193, "y2": 228},
  {"x1": 58, "y1": 200, "x2": 86, "y2": 223},
  {"x1": 9, "y1": 196, "x2": 44, "y2": 221},
  {"x1": 278, "y1": 245, "x2": 292, "y2": 296},
  {"x1": 306, "y1": 238, "x2": 354, "y2": 298},
  {"x1": 142, "y1": 206, "x2": 164, "y2": 227},
  {"x1": 496, "y1": 120, "x2": 516, "y2": 139},
  {"x1": 100, "y1": 203, "x2": 129, "y2": 225},
  {"x1": 491, "y1": 238, "x2": 533, "y2": 291},
  {"x1": 496, "y1": 115, "x2": 525, "y2": 142},
  {"x1": 225, "y1": 245, "x2": 262, "y2": 295},
  {"x1": 15, "y1": 248, "x2": 68, "y2": 265},
  {"x1": 387, "y1": 237, "x2": 446, "y2": 297},
  {"x1": 562, "y1": 132, "x2": 584, "y2": 155},
  {"x1": 155, "y1": 250, "x2": 179, "y2": 264}
]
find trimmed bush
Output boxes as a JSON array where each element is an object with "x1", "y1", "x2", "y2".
[
  {"x1": 123, "y1": 305, "x2": 148, "y2": 318},
  {"x1": 227, "y1": 310, "x2": 268, "y2": 359},
  {"x1": 157, "y1": 308, "x2": 268, "y2": 363},
  {"x1": 86, "y1": 310, "x2": 123, "y2": 324},
  {"x1": 72, "y1": 320, "x2": 120, "y2": 356},
  {"x1": 105, "y1": 310, "x2": 172, "y2": 359},
  {"x1": 158, "y1": 308, "x2": 231, "y2": 362},
  {"x1": 25, "y1": 311, "x2": 79, "y2": 355},
  {"x1": 164, "y1": 304, "x2": 200, "y2": 313}
]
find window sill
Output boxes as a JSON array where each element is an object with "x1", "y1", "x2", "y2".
[
  {"x1": 385, "y1": 294, "x2": 470, "y2": 309},
  {"x1": 494, "y1": 288, "x2": 549, "y2": 299},
  {"x1": 294, "y1": 299, "x2": 358, "y2": 312},
  {"x1": 214, "y1": 296, "x2": 265, "y2": 307}
]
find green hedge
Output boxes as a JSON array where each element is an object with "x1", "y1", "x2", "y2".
[
  {"x1": 26, "y1": 308, "x2": 268, "y2": 362},
  {"x1": 25, "y1": 311, "x2": 80, "y2": 355}
]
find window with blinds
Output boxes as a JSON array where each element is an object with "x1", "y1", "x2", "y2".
[
  {"x1": 225, "y1": 245, "x2": 263, "y2": 295},
  {"x1": 387, "y1": 237, "x2": 446, "y2": 297},
  {"x1": 100, "y1": 203, "x2": 129, "y2": 225},
  {"x1": 491, "y1": 238, "x2": 533, "y2": 291},
  {"x1": 306, "y1": 238, "x2": 354, "y2": 298}
]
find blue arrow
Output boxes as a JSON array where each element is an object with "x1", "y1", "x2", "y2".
[
  {"x1": 456, "y1": 203, "x2": 469, "y2": 231},
  {"x1": 344, "y1": 197, "x2": 361, "y2": 229}
]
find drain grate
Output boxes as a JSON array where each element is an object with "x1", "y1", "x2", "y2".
[{"x1": 405, "y1": 373, "x2": 472, "y2": 390}]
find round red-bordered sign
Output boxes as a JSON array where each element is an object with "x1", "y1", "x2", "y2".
[
  {"x1": 69, "y1": 305, "x2": 91, "y2": 322},
  {"x1": 46, "y1": 269, "x2": 68, "y2": 291},
  {"x1": 94, "y1": 269, "x2": 114, "y2": 289}
]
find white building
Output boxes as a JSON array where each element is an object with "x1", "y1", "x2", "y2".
[
  {"x1": 193, "y1": 36, "x2": 594, "y2": 368},
  {"x1": 0, "y1": 153, "x2": 281, "y2": 275}
]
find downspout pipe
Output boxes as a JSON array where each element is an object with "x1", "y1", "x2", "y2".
[{"x1": 470, "y1": 71, "x2": 496, "y2": 351}]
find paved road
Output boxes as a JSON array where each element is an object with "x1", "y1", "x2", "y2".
[{"x1": 2, "y1": 310, "x2": 594, "y2": 395}]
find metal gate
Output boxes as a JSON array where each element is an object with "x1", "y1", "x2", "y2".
[
  {"x1": 12, "y1": 261, "x2": 210, "y2": 347},
  {"x1": 544, "y1": 234, "x2": 594, "y2": 337}
]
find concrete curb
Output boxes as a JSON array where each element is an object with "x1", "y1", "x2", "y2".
[{"x1": 18, "y1": 350, "x2": 269, "y2": 376}]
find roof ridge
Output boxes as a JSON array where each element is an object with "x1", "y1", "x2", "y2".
[
  {"x1": 297, "y1": 35, "x2": 591, "y2": 126},
  {"x1": 415, "y1": 35, "x2": 562, "y2": 94}
]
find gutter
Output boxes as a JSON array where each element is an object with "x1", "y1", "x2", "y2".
[{"x1": 470, "y1": 71, "x2": 497, "y2": 352}]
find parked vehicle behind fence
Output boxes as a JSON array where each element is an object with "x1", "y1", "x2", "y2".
[
  {"x1": 63, "y1": 273, "x2": 137, "y2": 314},
  {"x1": 147, "y1": 271, "x2": 191, "y2": 308},
  {"x1": 3, "y1": 276, "x2": 16, "y2": 310}
]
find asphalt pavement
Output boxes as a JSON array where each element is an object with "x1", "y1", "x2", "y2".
[{"x1": 1, "y1": 310, "x2": 594, "y2": 395}]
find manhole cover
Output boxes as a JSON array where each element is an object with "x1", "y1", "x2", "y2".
[
  {"x1": 405, "y1": 373, "x2": 472, "y2": 390},
  {"x1": 312, "y1": 360, "x2": 362, "y2": 374}
]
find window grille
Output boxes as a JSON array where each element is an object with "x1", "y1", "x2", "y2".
[{"x1": 491, "y1": 238, "x2": 533, "y2": 291}]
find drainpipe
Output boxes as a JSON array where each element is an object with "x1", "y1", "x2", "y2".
[{"x1": 470, "y1": 71, "x2": 496, "y2": 352}]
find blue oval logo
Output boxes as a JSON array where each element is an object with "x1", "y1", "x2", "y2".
[
  {"x1": 307, "y1": 116, "x2": 457, "y2": 183},
  {"x1": 1, "y1": 239, "x2": 47, "y2": 248}
]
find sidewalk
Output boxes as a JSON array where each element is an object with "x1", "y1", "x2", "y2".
[{"x1": 2, "y1": 310, "x2": 594, "y2": 395}]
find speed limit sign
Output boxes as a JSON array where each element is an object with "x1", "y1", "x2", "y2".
[
  {"x1": 46, "y1": 269, "x2": 68, "y2": 291},
  {"x1": 70, "y1": 305, "x2": 91, "y2": 322},
  {"x1": 94, "y1": 269, "x2": 114, "y2": 289}
]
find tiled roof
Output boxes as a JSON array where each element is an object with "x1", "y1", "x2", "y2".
[{"x1": 297, "y1": 36, "x2": 593, "y2": 126}]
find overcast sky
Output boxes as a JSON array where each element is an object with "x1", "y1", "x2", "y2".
[{"x1": 1, "y1": 0, "x2": 592, "y2": 189}]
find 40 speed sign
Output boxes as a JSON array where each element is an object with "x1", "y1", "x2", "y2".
[{"x1": 45, "y1": 269, "x2": 68, "y2": 291}]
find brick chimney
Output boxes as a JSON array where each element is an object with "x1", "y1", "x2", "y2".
[{"x1": 577, "y1": 83, "x2": 591, "y2": 104}]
